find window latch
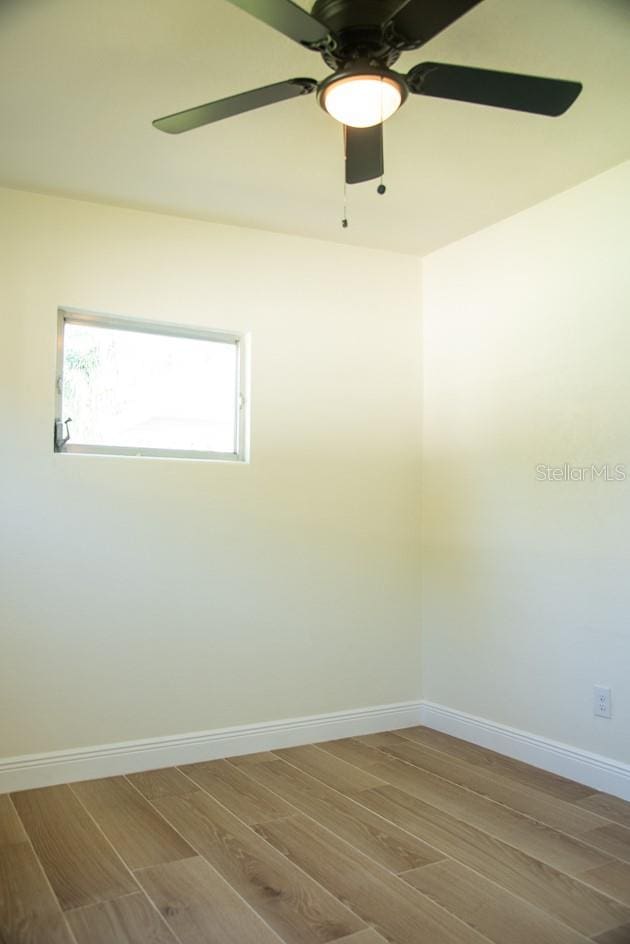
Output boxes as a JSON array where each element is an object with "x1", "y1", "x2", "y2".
[{"x1": 55, "y1": 417, "x2": 72, "y2": 449}]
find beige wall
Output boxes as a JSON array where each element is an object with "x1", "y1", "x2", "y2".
[
  {"x1": 0, "y1": 187, "x2": 422, "y2": 757},
  {"x1": 5, "y1": 162, "x2": 628, "y2": 768},
  {"x1": 421, "y1": 162, "x2": 630, "y2": 763}
]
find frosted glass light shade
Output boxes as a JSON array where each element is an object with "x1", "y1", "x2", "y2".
[{"x1": 322, "y1": 75, "x2": 402, "y2": 128}]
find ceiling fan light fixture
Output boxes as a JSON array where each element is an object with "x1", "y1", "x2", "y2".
[{"x1": 319, "y1": 72, "x2": 405, "y2": 128}]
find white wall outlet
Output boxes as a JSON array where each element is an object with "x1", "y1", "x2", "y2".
[{"x1": 593, "y1": 685, "x2": 612, "y2": 719}]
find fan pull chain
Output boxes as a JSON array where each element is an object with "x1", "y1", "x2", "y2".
[
  {"x1": 342, "y1": 124, "x2": 349, "y2": 228},
  {"x1": 377, "y1": 80, "x2": 386, "y2": 196}
]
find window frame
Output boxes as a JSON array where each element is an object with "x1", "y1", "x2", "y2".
[{"x1": 55, "y1": 308, "x2": 249, "y2": 462}]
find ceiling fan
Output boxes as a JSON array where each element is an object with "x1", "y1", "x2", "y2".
[{"x1": 153, "y1": 0, "x2": 583, "y2": 186}]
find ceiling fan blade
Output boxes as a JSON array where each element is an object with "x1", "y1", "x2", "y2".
[
  {"x1": 225, "y1": 0, "x2": 331, "y2": 49},
  {"x1": 407, "y1": 62, "x2": 582, "y2": 116},
  {"x1": 384, "y1": 0, "x2": 483, "y2": 48},
  {"x1": 345, "y1": 124, "x2": 383, "y2": 185},
  {"x1": 153, "y1": 78, "x2": 317, "y2": 134}
]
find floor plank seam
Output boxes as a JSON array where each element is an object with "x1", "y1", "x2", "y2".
[
  {"x1": 380, "y1": 734, "x2": 615, "y2": 828},
  {"x1": 395, "y1": 738, "x2": 624, "y2": 836},
  {"x1": 168, "y1": 762, "x2": 406, "y2": 943},
  {"x1": 225, "y1": 754, "x2": 512, "y2": 944},
  {"x1": 285, "y1": 766, "x2": 614, "y2": 939},
  {"x1": 124, "y1": 770, "x2": 295, "y2": 944},
  {"x1": 278, "y1": 744, "x2": 572, "y2": 870},
  {"x1": 8, "y1": 792, "x2": 81, "y2": 944},
  {"x1": 349, "y1": 738, "x2": 626, "y2": 873},
  {"x1": 568, "y1": 866, "x2": 630, "y2": 910},
  {"x1": 262, "y1": 743, "x2": 630, "y2": 935},
  {"x1": 62, "y1": 889, "x2": 144, "y2": 914},
  {"x1": 391, "y1": 730, "x2": 622, "y2": 825},
  {"x1": 383, "y1": 735, "x2": 630, "y2": 854},
  {"x1": 174, "y1": 757, "x2": 496, "y2": 944},
  {"x1": 66, "y1": 780, "x2": 188, "y2": 944},
  {"x1": 402, "y1": 853, "x2": 595, "y2": 944},
  {"x1": 358, "y1": 740, "x2": 578, "y2": 824}
]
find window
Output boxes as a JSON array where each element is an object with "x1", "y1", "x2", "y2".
[{"x1": 55, "y1": 309, "x2": 248, "y2": 461}]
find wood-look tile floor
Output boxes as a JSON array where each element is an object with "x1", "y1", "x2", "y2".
[{"x1": 2, "y1": 728, "x2": 630, "y2": 943}]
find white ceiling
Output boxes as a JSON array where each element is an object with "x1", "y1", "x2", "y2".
[{"x1": 0, "y1": 0, "x2": 628, "y2": 254}]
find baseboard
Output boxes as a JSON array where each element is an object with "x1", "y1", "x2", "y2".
[
  {"x1": 420, "y1": 701, "x2": 630, "y2": 801},
  {"x1": 0, "y1": 700, "x2": 423, "y2": 794},
  {"x1": 5, "y1": 698, "x2": 628, "y2": 800}
]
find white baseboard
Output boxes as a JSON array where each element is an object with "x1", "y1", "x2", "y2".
[
  {"x1": 4, "y1": 698, "x2": 628, "y2": 800},
  {"x1": 0, "y1": 700, "x2": 423, "y2": 794},
  {"x1": 420, "y1": 701, "x2": 630, "y2": 801}
]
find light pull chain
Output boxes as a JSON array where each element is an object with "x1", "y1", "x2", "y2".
[
  {"x1": 378, "y1": 76, "x2": 386, "y2": 196},
  {"x1": 342, "y1": 124, "x2": 349, "y2": 228}
]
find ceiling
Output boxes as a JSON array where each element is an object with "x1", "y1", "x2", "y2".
[{"x1": 0, "y1": 0, "x2": 628, "y2": 254}]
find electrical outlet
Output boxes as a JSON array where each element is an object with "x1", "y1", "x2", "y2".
[{"x1": 594, "y1": 685, "x2": 611, "y2": 719}]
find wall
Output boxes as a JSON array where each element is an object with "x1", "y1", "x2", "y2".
[
  {"x1": 421, "y1": 161, "x2": 630, "y2": 764},
  {"x1": 0, "y1": 187, "x2": 422, "y2": 759}
]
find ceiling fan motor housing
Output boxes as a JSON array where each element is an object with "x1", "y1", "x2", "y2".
[{"x1": 311, "y1": 0, "x2": 406, "y2": 68}]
